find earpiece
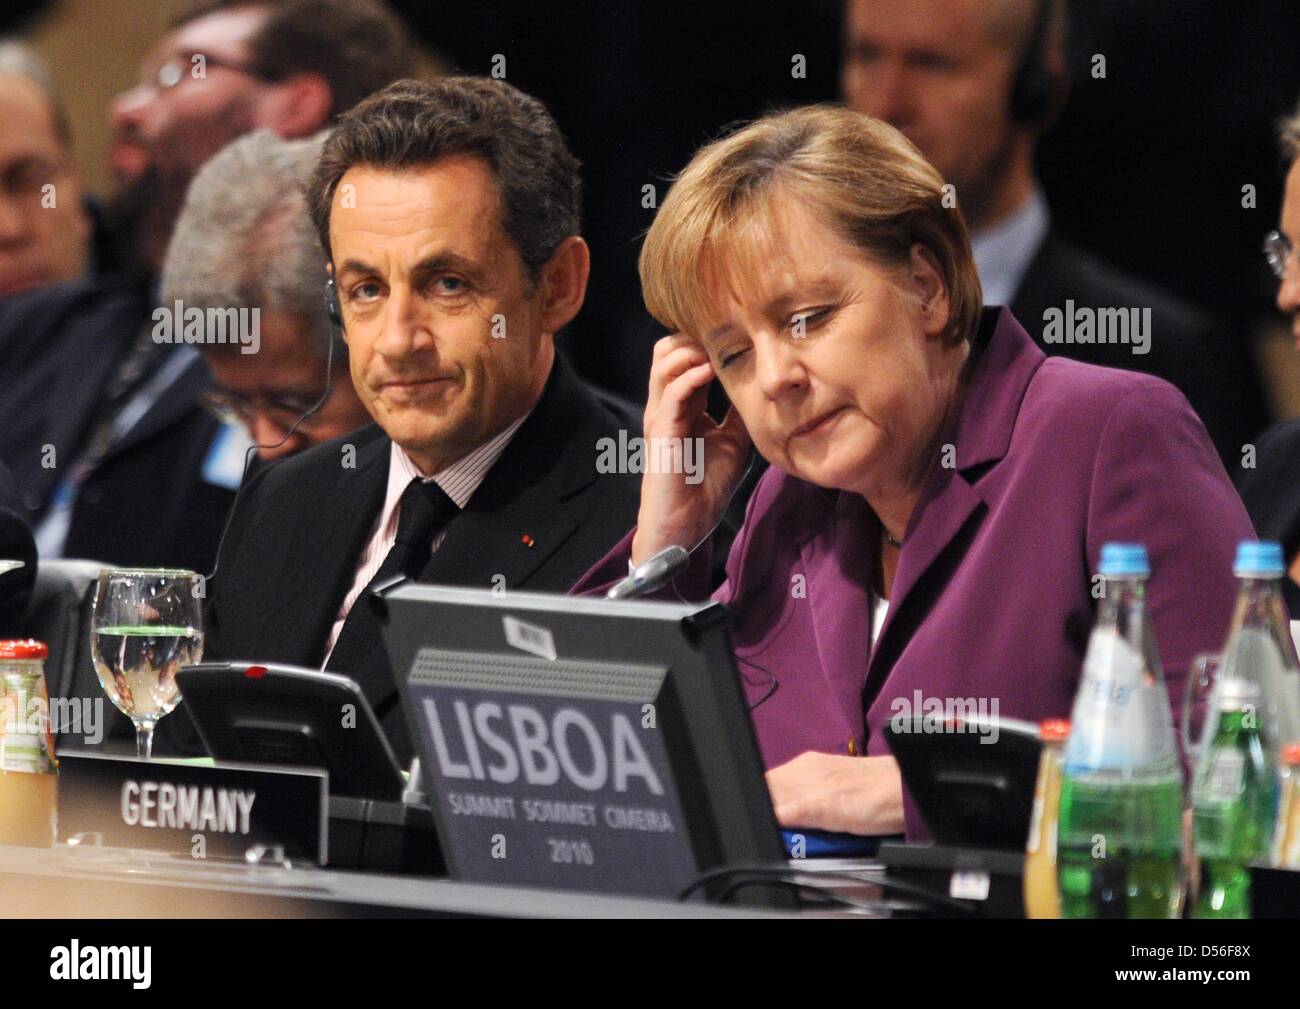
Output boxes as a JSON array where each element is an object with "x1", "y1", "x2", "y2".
[
  {"x1": 1008, "y1": 0, "x2": 1057, "y2": 125},
  {"x1": 323, "y1": 276, "x2": 342, "y2": 329}
]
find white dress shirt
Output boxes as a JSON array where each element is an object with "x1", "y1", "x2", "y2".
[
  {"x1": 969, "y1": 187, "x2": 1050, "y2": 309},
  {"x1": 322, "y1": 414, "x2": 528, "y2": 664},
  {"x1": 870, "y1": 592, "x2": 888, "y2": 657}
]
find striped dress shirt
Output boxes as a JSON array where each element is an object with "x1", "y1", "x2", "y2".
[{"x1": 321, "y1": 414, "x2": 528, "y2": 664}]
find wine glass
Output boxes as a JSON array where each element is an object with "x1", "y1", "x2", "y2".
[{"x1": 91, "y1": 569, "x2": 204, "y2": 760}]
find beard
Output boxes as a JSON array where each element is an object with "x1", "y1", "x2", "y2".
[
  {"x1": 102, "y1": 162, "x2": 196, "y2": 276},
  {"x1": 103, "y1": 96, "x2": 258, "y2": 276}
]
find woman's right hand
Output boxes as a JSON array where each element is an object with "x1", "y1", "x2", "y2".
[{"x1": 630, "y1": 334, "x2": 752, "y2": 566}]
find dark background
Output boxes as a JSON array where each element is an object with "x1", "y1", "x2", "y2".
[
  {"x1": 8, "y1": 0, "x2": 1299, "y2": 404},
  {"x1": 392, "y1": 0, "x2": 1300, "y2": 402}
]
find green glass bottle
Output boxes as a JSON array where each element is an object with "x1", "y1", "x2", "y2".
[
  {"x1": 1058, "y1": 544, "x2": 1185, "y2": 919},
  {"x1": 1192, "y1": 678, "x2": 1275, "y2": 918}
]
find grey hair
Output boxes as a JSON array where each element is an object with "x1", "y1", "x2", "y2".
[
  {"x1": 0, "y1": 38, "x2": 71, "y2": 146},
  {"x1": 161, "y1": 128, "x2": 340, "y2": 356}
]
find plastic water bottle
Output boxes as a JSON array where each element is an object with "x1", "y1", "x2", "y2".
[{"x1": 1057, "y1": 543, "x2": 1184, "y2": 918}]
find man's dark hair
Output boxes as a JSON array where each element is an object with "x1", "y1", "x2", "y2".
[
  {"x1": 171, "y1": 0, "x2": 415, "y2": 117},
  {"x1": 307, "y1": 76, "x2": 582, "y2": 281}
]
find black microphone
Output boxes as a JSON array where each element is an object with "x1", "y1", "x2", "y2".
[{"x1": 606, "y1": 545, "x2": 690, "y2": 600}]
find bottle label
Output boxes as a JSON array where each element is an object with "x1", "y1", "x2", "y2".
[
  {"x1": 0, "y1": 678, "x2": 53, "y2": 773},
  {"x1": 0, "y1": 737, "x2": 51, "y2": 774},
  {"x1": 1201, "y1": 749, "x2": 1245, "y2": 801},
  {"x1": 1066, "y1": 627, "x2": 1177, "y2": 771}
]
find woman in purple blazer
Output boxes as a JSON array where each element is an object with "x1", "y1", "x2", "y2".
[{"x1": 575, "y1": 105, "x2": 1254, "y2": 840}]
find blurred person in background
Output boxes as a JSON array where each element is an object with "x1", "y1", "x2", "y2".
[
  {"x1": 0, "y1": 39, "x2": 92, "y2": 297},
  {"x1": 105, "y1": 0, "x2": 416, "y2": 279},
  {"x1": 0, "y1": 458, "x2": 36, "y2": 636},
  {"x1": 841, "y1": 0, "x2": 1266, "y2": 465},
  {"x1": 163, "y1": 129, "x2": 371, "y2": 464},
  {"x1": 1237, "y1": 100, "x2": 1300, "y2": 616},
  {"x1": 0, "y1": 0, "x2": 417, "y2": 573}
]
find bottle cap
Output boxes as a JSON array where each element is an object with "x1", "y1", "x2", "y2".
[
  {"x1": 0, "y1": 639, "x2": 47, "y2": 660},
  {"x1": 1099, "y1": 542, "x2": 1149, "y2": 577},
  {"x1": 1284, "y1": 743, "x2": 1300, "y2": 766},
  {"x1": 1039, "y1": 718, "x2": 1070, "y2": 743},
  {"x1": 1234, "y1": 540, "x2": 1285, "y2": 578},
  {"x1": 1216, "y1": 677, "x2": 1262, "y2": 708}
]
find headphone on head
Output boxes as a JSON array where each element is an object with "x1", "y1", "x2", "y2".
[{"x1": 1008, "y1": 0, "x2": 1058, "y2": 124}]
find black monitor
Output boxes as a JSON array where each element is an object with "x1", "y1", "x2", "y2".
[{"x1": 379, "y1": 585, "x2": 786, "y2": 902}]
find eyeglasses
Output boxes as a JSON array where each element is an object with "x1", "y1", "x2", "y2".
[
  {"x1": 201, "y1": 387, "x2": 330, "y2": 432},
  {"x1": 135, "y1": 51, "x2": 278, "y2": 95},
  {"x1": 1264, "y1": 230, "x2": 1295, "y2": 280}
]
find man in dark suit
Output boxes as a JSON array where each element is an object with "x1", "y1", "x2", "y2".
[
  {"x1": 0, "y1": 0, "x2": 417, "y2": 572},
  {"x1": 1237, "y1": 101, "x2": 1300, "y2": 616},
  {"x1": 0, "y1": 459, "x2": 36, "y2": 636},
  {"x1": 841, "y1": 0, "x2": 1266, "y2": 463},
  {"x1": 0, "y1": 41, "x2": 92, "y2": 298},
  {"x1": 200, "y1": 78, "x2": 642, "y2": 764},
  {"x1": 0, "y1": 275, "x2": 236, "y2": 572}
]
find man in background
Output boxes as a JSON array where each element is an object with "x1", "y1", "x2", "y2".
[
  {"x1": 0, "y1": 459, "x2": 36, "y2": 636},
  {"x1": 1237, "y1": 101, "x2": 1300, "y2": 615},
  {"x1": 0, "y1": 0, "x2": 417, "y2": 573},
  {"x1": 841, "y1": 0, "x2": 1266, "y2": 463},
  {"x1": 105, "y1": 0, "x2": 416, "y2": 279},
  {"x1": 0, "y1": 40, "x2": 91, "y2": 297},
  {"x1": 163, "y1": 130, "x2": 371, "y2": 464}
]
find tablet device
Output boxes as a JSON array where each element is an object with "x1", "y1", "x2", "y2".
[
  {"x1": 176, "y1": 661, "x2": 406, "y2": 801},
  {"x1": 884, "y1": 710, "x2": 1041, "y2": 849}
]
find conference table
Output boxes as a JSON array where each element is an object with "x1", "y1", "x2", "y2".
[{"x1": 0, "y1": 841, "x2": 898, "y2": 918}]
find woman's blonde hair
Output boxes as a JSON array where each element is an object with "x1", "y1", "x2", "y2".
[{"x1": 639, "y1": 104, "x2": 982, "y2": 347}]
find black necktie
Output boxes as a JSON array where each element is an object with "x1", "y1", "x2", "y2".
[{"x1": 325, "y1": 478, "x2": 459, "y2": 698}]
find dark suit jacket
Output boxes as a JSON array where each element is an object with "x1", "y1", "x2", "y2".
[
  {"x1": 0, "y1": 275, "x2": 235, "y2": 573},
  {"x1": 576, "y1": 309, "x2": 1254, "y2": 840},
  {"x1": 198, "y1": 352, "x2": 642, "y2": 763},
  {"x1": 0, "y1": 459, "x2": 36, "y2": 636},
  {"x1": 1011, "y1": 228, "x2": 1268, "y2": 466},
  {"x1": 1235, "y1": 417, "x2": 1300, "y2": 616}
]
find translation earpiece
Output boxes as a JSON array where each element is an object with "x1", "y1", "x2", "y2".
[{"x1": 323, "y1": 276, "x2": 343, "y2": 329}]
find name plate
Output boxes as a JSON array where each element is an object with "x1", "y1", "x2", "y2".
[
  {"x1": 58, "y1": 753, "x2": 328, "y2": 864},
  {"x1": 407, "y1": 652, "x2": 698, "y2": 898}
]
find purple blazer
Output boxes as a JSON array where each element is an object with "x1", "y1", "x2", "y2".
[{"x1": 574, "y1": 308, "x2": 1255, "y2": 839}]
